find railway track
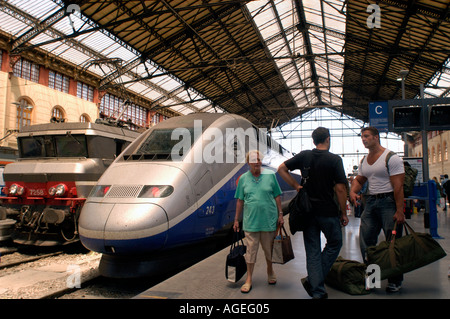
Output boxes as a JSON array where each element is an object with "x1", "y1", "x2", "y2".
[
  {"x1": 46, "y1": 275, "x2": 163, "y2": 299},
  {"x1": 0, "y1": 245, "x2": 169, "y2": 299},
  {"x1": 0, "y1": 250, "x2": 64, "y2": 270},
  {"x1": 0, "y1": 239, "x2": 227, "y2": 299},
  {"x1": 0, "y1": 243, "x2": 101, "y2": 299}
]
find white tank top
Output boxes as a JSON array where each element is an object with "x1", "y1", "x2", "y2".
[{"x1": 359, "y1": 149, "x2": 404, "y2": 195}]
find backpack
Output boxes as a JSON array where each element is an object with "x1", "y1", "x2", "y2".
[{"x1": 385, "y1": 151, "x2": 418, "y2": 197}]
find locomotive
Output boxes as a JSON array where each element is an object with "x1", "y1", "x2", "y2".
[
  {"x1": 79, "y1": 113, "x2": 300, "y2": 277},
  {"x1": 0, "y1": 121, "x2": 141, "y2": 246}
]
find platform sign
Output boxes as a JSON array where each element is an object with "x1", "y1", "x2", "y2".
[
  {"x1": 392, "y1": 106, "x2": 422, "y2": 131},
  {"x1": 369, "y1": 101, "x2": 388, "y2": 132},
  {"x1": 427, "y1": 104, "x2": 450, "y2": 130}
]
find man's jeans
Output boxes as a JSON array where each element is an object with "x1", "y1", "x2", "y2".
[
  {"x1": 303, "y1": 215, "x2": 342, "y2": 298},
  {"x1": 359, "y1": 194, "x2": 403, "y2": 284}
]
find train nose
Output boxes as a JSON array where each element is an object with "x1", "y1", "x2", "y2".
[{"x1": 79, "y1": 202, "x2": 168, "y2": 254}]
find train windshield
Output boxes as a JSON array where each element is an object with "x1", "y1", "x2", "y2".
[
  {"x1": 20, "y1": 136, "x2": 48, "y2": 157},
  {"x1": 55, "y1": 135, "x2": 88, "y2": 157},
  {"x1": 123, "y1": 127, "x2": 197, "y2": 161},
  {"x1": 19, "y1": 134, "x2": 88, "y2": 158}
]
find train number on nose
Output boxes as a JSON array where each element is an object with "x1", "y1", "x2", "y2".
[
  {"x1": 205, "y1": 206, "x2": 215, "y2": 215},
  {"x1": 29, "y1": 189, "x2": 45, "y2": 196}
]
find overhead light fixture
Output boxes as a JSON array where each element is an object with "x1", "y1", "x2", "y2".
[{"x1": 397, "y1": 69, "x2": 409, "y2": 81}]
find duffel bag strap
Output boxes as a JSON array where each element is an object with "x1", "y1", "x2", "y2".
[
  {"x1": 388, "y1": 222, "x2": 399, "y2": 268},
  {"x1": 336, "y1": 261, "x2": 348, "y2": 286},
  {"x1": 403, "y1": 222, "x2": 428, "y2": 251},
  {"x1": 388, "y1": 221, "x2": 429, "y2": 268}
]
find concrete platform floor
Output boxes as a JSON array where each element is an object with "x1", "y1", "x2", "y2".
[{"x1": 136, "y1": 209, "x2": 450, "y2": 299}]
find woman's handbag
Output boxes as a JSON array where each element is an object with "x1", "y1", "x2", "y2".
[
  {"x1": 272, "y1": 225, "x2": 295, "y2": 264},
  {"x1": 225, "y1": 231, "x2": 247, "y2": 282},
  {"x1": 366, "y1": 222, "x2": 447, "y2": 280}
]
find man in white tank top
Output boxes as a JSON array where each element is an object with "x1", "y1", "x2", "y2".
[{"x1": 350, "y1": 127, "x2": 405, "y2": 293}]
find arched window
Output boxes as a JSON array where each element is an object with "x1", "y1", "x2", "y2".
[
  {"x1": 16, "y1": 98, "x2": 33, "y2": 130},
  {"x1": 51, "y1": 106, "x2": 66, "y2": 122},
  {"x1": 431, "y1": 146, "x2": 436, "y2": 163},
  {"x1": 444, "y1": 141, "x2": 448, "y2": 161},
  {"x1": 80, "y1": 114, "x2": 91, "y2": 123},
  {"x1": 437, "y1": 144, "x2": 441, "y2": 162}
]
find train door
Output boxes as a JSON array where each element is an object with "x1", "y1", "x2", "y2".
[{"x1": 194, "y1": 169, "x2": 218, "y2": 238}]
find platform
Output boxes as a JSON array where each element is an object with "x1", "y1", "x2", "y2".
[{"x1": 135, "y1": 209, "x2": 450, "y2": 299}]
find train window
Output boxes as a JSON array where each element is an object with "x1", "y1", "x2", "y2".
[
  {"x1": 55, "y1": 134, "x2": 88, "y2": 157},
  {"x1": 19, "y1": 136, "x2": 46, "y2": 158},
  {"x1": 135, "y1": 128, "x2": 196, "y2": 160},
  {"x1": 87, "y1": 136, "x2": 113, "y2": 158},
  {"x1": 85, "y1": 136, "x2": 129, "y2": 159}
]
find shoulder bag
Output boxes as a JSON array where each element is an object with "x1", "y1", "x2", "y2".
[{"x1": 288, "y1": 150, "x2": 313, "y2": 234}]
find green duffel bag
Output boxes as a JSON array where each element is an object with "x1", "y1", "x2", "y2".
[
  {"x1": 366, "y1": 222, "x2": 447, "y2": 280},
  {"x1": 325, "y1": 257, "x2": 370, "y2": 295}
]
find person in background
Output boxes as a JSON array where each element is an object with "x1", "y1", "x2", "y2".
[
  {"x1": 278, "y1": 127, "x2": 348, "y2": 299},
  {"x1": 442, "y1": 174, "x2": 449, "y2": 212},
  {"x1": 234, "y1": 150, "x2": 284, "y2": 293},
  {"x1": 433, "y1": 176, "x2": 444, "y2": 210},
  {"x1": 349, "y1": 126, "x2": 405, "y2": 293}
]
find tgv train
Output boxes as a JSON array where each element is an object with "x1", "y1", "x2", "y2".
[
  {"x1": 79, "y1": 113, "x2": 300, "y2": 275},
  {"x1": 0, "y1": 121, "x2": 140, "y2": 246}
]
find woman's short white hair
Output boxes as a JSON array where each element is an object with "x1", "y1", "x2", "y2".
[{"x1": 246, "y1": 150, "x2": 263, "y2": 163}]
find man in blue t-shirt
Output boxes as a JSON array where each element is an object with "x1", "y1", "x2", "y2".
[{"x1": 278, "y1": 127, "x2": 348, "y2": 299}]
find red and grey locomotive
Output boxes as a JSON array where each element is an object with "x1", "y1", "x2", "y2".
[{"x1": 0, "y1": 121, "x2": 140, "y2": 246}]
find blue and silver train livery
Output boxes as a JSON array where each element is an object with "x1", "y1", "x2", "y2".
[{"x1": 79, "y1": 113, "x2": 300, "y2": 274}]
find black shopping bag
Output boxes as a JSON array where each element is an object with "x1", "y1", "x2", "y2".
[{"x1": 225, "y1": 232, "x2": 247, "y2": 282}]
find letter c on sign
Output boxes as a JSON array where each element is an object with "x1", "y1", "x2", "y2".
[{"x1": 375, "y1": 105, "x2": 383, "y2": 115}]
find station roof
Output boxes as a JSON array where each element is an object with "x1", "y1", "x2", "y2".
[{"x1": 1, "y1": 0, "x2": 449, "y2": 128}]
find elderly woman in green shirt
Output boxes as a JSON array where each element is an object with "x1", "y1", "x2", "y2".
[{"x1": 233, "y1": 150, "x2": 284, "y2": 293}]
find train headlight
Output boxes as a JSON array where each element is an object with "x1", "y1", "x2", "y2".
[
  {"x1": 139, "y1": 185, "x2": 174, "y2": 198},
  {"x1": 89, "y1": 185, "x2": 110, "y2": 197},
  {"x1": 9, "y1": 184, "x2": 24, "y2": 196},
  {"x1": 49, "y1": 184, "x2": 68, "y2": 197},
  {"x1": 55, "y1": 184, "x2": 68, "y2": 196},
  {"x1": 48, "y1": 187, "x2": 56, "y2": 196},
  {"x1": 17, "y1": 186, "x2": 25, "y2": 196}
]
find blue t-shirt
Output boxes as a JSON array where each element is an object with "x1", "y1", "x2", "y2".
[{"x1": 234, "y1": 169, "x2": 282, "y2": 232}]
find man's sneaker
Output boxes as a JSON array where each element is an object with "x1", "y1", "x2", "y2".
[{"x1": 386, "y1": 283, "x2": 402, "y2": 293}]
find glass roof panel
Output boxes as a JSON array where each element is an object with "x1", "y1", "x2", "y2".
[
  {"x1": 246, "y1": 0, "x2": 346, "y2": 110},
  {"x1": 0, "y1": 0, "x2": 447, "y2": 121}
]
